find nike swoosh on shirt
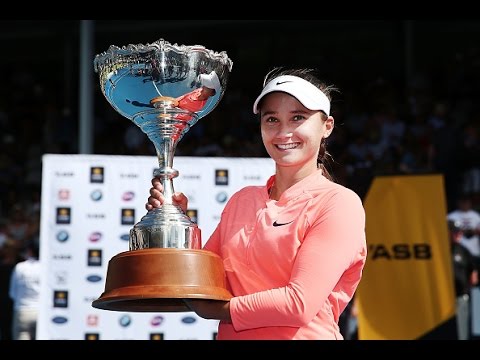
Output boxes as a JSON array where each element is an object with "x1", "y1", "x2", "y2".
[
  {"x1": 276, "y1": 81, "x2": 292, "y2": 85},
  {"x1": 272, "y1": 220, "x2": 294, "y2": 227}
]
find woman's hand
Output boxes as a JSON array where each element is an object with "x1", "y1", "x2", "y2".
[
  {"x1": 145, "y1": 177, "x2": 189, "y2": 214},
  {"x1": 184, "y1": 299, "x2": 231, "y2": 322}
]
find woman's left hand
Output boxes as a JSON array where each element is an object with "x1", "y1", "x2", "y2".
[{"x1": 184, "y1": 299, "x2": 231, "y2": 321}]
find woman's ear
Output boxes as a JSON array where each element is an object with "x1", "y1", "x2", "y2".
[{"x1": 324, "y1": 116, "x2": 334, "y2": 138}]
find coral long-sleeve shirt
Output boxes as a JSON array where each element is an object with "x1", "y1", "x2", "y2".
[
  {"x1": 176, "y1": 88, "x2": 206, "y2": 112},
  {"x1": 203, "y1": 169, "x2": 367, "y2": 340},
  {"x1": 173, "y1": 88, "x2": 207, "y2": 122}
]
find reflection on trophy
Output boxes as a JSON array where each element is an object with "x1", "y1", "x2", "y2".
[{"x1": 91, "y1": 39, "x2": 233, "y2": 312}]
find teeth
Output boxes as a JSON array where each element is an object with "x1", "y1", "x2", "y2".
[{"x1": 276, "y1": 143, "x2": 299, "y2": 150}]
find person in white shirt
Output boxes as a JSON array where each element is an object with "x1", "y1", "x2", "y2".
[
  {"x1": 9, "y1": 242, "x2": 40, "y2": 340},
  {"x1": 447, "y1": 194, "x2": 480, "y2": 268}
]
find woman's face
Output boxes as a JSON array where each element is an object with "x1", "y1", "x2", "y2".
[
  {"x1": 259, "y1": 92, "x2": 334, "y2": 171},
  {"x1": 198, "y1": 86, "x2": 215, "y2": 101}
]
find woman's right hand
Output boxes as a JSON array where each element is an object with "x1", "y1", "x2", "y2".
[{"x1": 145, "y1": 177, "x2": 189, "y2": 214}]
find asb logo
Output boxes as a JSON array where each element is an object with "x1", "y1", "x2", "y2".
[
  {"x1": 122, "y1": 191, "x2": 135, "y2": 201},
  {"x1": 150, "y1": 333, "x2": 164, "y2": 340},
  {"x1": 52, "y1": 316, "x2": 68, "y2": 324},
  {"x1": 182, "y1": 174, "x2": 200, "y2": 180},
  {"x1": 181, "y1": 316, "x2": 197, "y2": 324},
  {"x1": 215, "y1": 169, "x2": 229, "y2": 186},
  {"x1": 368, "y1": 243, "x2": 432, "y2": 260},
  {"x1": 244, "y1": 175, "x2": 261, "y2": 181},
  {"x1": 215, "y1": 191, "x2": 228, "y2": 203},
  {"x1": 121, "y1": 208, "x2": 135, "y2": 225},
  {"x1": 150, "y1": 315, "x2": 164, "y2": 327},
  {"x1": 56, "y1": 230, "x2": 69, "y2": 243},
  {"x1": 90, "y1": 167, "x2": 104, "y2": 183},
  {"x1": 85, "y1": 333, "x2": 99, "y2": 340},
  {"x1": 87, "y1": 249, "x2": 102, "y2": 266},
  {"x1": 89, "y1": 232, "x2": 102, "y2": 243},
  {"x1": 52, "y1": 254, "x2": 72, "y2": 261},
  {"x1": 53, "y1": 290, "x2": 69, "y2": 308},
  {"x1": 86, "y1": 274, "x2": 102, "y2": 283},
  {"x1": 90, "y1": 189, "x2": 103, "y2": 201},
  {"x1": 55, "y1": 171, "x2": 74, "y2": 177},
  {"x1": 186, "y1": 209, "x2": 198, "y2": 224},
  {"x1": 119, "y1": 233, "x2": 130, "y2": 242},
  {"x1": 56, "y1": 207, "x2": 71, "y2": 224},
  {"x1": 119, "y1": 314, "x2": 132, "y2": 327},
  {"x1": 120, "y1": 173, "x2": 138, "y2": 179},
  {"x1": 86, "y1": 213, "x2": 105, "y2": 220}
]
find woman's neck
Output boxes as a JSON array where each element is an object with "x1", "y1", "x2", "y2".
[{"x1": 272, "y1": 165, "x2": 320, "y2": 199}]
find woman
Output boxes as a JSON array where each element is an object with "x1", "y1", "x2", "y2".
[{"x1": 146, "y1": 68, "x2": 367, "y2": 339}]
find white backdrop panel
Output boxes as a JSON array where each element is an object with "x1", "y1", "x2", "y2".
[{"x1": 37, "y1": 154, "x2": 274, "y2": 340}]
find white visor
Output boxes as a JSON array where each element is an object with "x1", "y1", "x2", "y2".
[
  {"x1": 252, "y1": 75, "x2": 330, "y2": 116},
  {"x1": 199, "y1": 71, "x2": 221, "y2": 94}
]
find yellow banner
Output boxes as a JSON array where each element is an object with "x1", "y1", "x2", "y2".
[{"x1": 356, "y1": 175, "x2": 455, "y2": 339}]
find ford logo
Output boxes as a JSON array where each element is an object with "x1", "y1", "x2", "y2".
[
  {"x1": 119, "y1": 234, "x2": 130, "y2": 241},
  {"x1": 86, "y1": 275, "x2": 102, "y2": 283},
  {"x1": 181, "y1": 316, "x2": 196, "y2": 324},
  {"x1": 56, "y1": 230, "x2": 69, "y2": 243},
  {"x1": 52, "y1": 316, "x2": 68, "y2": 324}
]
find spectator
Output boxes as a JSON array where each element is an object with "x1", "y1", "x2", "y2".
[
  {"x1": 447, "y1": 194, "x2": 480, "y2": 269},
  {"x1": 448, "y1": 219, "x2": 479, "y2": 340},
  {"x1": 9, "y1": 241, "x2": 40, "y2": 340}
]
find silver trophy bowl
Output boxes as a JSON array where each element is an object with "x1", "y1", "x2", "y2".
[{"x1": 92, "y1": 39, "x2": 233, "y2": 312}]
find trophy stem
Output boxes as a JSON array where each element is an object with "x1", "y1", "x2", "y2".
[
  {"x1": 130, "y1": 109, "x2": 202, "y2": 250},
  {"x1": 152, "y1": 137, "x2": 178, "y2": 205}
]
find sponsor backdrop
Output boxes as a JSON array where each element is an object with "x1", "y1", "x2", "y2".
[
  {"x1": 37, "y1": 154, "x2": 275, "y2": 340},
  {"x1": 356, "y1": 175, "x2": 456, "y2": 340}
]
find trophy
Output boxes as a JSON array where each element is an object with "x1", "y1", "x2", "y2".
[{"x1": 91, "y1": 39, "x2": 233, "y2": 312}]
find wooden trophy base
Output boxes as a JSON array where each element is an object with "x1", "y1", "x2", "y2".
[{"x1": 92, "y1": 248, "x2": 232, "y2": 312}]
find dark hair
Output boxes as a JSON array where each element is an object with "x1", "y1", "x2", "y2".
[
  {"x1": 204, "y1": 86, "x2": 216, "y2": 96},
  {"x1": 25, "y1": 241, "x2": 39, "y2": 259},
  {"x1": 260, "y1": 67, "x2": 339, "y2": 181},
  {"x1": 448, "y1": 219, "x2": 462, "y2": 233}
]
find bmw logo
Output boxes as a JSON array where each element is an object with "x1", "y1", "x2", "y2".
[
  {"x1": 119, "y1": 234, "x2": 130, "y2": 241},
  {"x1": 90, "y1": 190, "x2": 103, "y2": 201},
  {"x1": 119, "y1": 314, "x2": 132, "y2": 327},
  {"x1": 52, "y1": 316, "x2": 68, "y2": 324},
  {"x1": 215, "y1": 191, "x2": 228, "y2": 203},
  {"x1": 181, "y1": 316, "x2": 197, "y2": 324},
  {"x1": 86, "y1": 275, "x2": 102, "y2": 283},
  {"x1": 56, "y1": 230, "x2": 69, "y2": 243}
]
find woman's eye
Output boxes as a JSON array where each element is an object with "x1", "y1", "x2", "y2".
[{"x1": 293, "y1": 115, "x2": 305, "y2": 121}]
